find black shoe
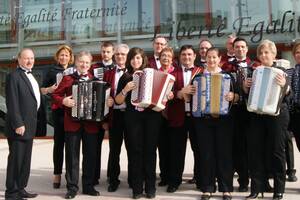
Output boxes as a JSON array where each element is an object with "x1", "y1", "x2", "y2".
[
  {"x1": 238, "y1": 185, "x2": 248, "y2": 192},
  {"x1": 108, "y1": 184, "x2": 119, "y2": 192},
  {"x1": 223, "y1": 194, "x2": 232, "y2": 200},
  {"x1": 158, "y1": 180, "x2": 167, "y2": 186},
  {"x1": 287, "y1": 173, "x2": 298, "y2": 182},
  {"x1": 273, "y1": 193, "x2": 283, "y2": 200},
  {"x1": 82, "y1": 188, "x2": 100, "y2": 196},
  {"x1": 245, "y1": 192, "x2": 264, "y2": 199},
  {"x1": 166, "y1": 186, "x2": 178, "y2": 193},
  {"x1": 132, "y1": 193, "x2": 143, "y2": 199},
  {"x1": 65, "y1": 191, "x2": 76, "y2": 199},
  {"x1": 187, "y1": 177, "x2": 196, "y2": 184},
  {"x1": 19, "y1": 190, "x2": 38, "y2": 198},
  {"x1": 146, "y1": 192, "x2": 156, "y2": 199},
  {"x1": 201, "y1": 193, "x2": 212, "y2": 200},
  {"x1": 5, "y1": 196, "x2": 26, "y2": 200}
]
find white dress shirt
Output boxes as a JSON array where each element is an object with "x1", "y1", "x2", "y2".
[
  {"x1": 113, "y1": 66, "x2": 126, "y2": 109},
  {"x1": 182, "y1": 65, "x2": 193, "y2": 112},
  {"x1": 21, "y1": 67, "x2": 41, "y2": 110},
  {"x1": 154, "y1": 55, "x2": 162, "y2": 69}
]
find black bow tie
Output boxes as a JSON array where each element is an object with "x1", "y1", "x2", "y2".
[
  {"x1": 117, "y1": 68, "x2": 126, "y2": 72},
  {"x1": 184, "y1": 67, "x2": 193, "y2": 72},
  {"x1": 20, "y1": 67, "x2": 32, "y2": 74},
  {"x1": 156, "y1": 57, "x2": 160, "y2": 61}
]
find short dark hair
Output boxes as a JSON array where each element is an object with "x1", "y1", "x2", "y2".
[
  {"x1": 125, "y1": 47, "x2": 148, "y2": 74},
  {"x1": 179, "y1": 44, "x2": 196, "y2": 55},
  {"x1": 233, "y1": 37, "x2": 248, "y2": 47},
  {"x1": 101, "y1": 41, "x2": 114, "y2": 49},
  {"x1": 199, "y1": 39, "x2": 213, "y2": 47}
]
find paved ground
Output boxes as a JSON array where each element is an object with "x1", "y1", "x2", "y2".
[{"x1": 0, "y1": 138, "x2": 300, "y2": 200}]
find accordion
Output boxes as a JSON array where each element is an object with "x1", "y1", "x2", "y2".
[
  {"x1": 71, "y1": 80, "x2": 111, "y2": 121},
  {"x1": 192, "y1": 73, "x2": 231, "y2": 117},
  {"x1": 93, "y1": 68, "x2": 104, "y2": 80},
  {"x1": 247, "y1": 66, "x2": 284, "y2": 116},
  {"x1": 131, "y1": 68, "x2": 175, "y2": 112},
  {"x1": 56, "y1": 67, "x2": 76, "y2": 85}
]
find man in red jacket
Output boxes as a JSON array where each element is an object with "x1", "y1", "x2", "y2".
[{"x1": 52, "y1": 51, "x2": 101, "y2": 199}]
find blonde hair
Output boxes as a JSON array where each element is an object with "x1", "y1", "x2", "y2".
[
  {"x1": 256, "y1": 39, "x2": 277, "y2": 57},
  {"x1": 54, "y1": 45, "x2": 74, "y2": 65},
  {"x1": 159, "y1": 47, "x2": 174, "y2": 59},
  {"x1": 292, "y1": 42, "x2": 300, "y2": 55},
  {"x1": 75, "y1": 51, "x2": 93, "y2": 62}
]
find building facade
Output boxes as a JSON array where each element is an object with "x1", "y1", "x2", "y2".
[{"x1": 0, "y1": 0, "x2": 300, "y2": 135}]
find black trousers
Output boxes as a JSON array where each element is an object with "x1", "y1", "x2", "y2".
[
  {"x1": 289, "y1": 111, "x2": 300, "y2": 151},
  {"x1": 65, "y1": 130, "x2": 98, "y2": 193},
  {"x1": 107, "y1": 109, "x2": 129, "y2": 185},
  {"x1": 157, "y1": 117, "x2": 170, "y2": 183},
  {"x1": 5, "y1": 139, "x2": 33, "y2": 199},
  {"x1": 285, "y1": 130, "x2": 295, "y2": 173},
  {"x1": 247, "y1": 108, "x2": 288, "y2": 193},
  {"x1": 52, "y1": 108, "x2": 65, "y2": 175},
  {"x1": 194, "y1": 116, "x2": 234, "y2": 193},
  {"x1": 232, "y1": 106, "x2": 249, "y2": 187},
  {"x1": 168, "y1": 115, "x2": 196, "y2": 187},
  {"x1": 125, "y1": 110, "x2": 162, "y2": 194},
  {"x1": 94, "y1": 128, "x2": 104, "y2": 182}
]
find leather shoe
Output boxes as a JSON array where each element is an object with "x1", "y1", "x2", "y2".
[
  {"x1": 287, "y1": 173, "x2": 298, "y2": 182},
  {"x1": 19, "y1": 190, "x2": 38, "y2": 198},
  {"x1": 201, "y1": 193, "x2": 211, "y2": 200},
  {"x1": 273, "y1": 193, "x2": 283, "y2": 200},
  {"x1": 146, "y1": 192, "x2": 156, "y2": 199},
  {"x1": 132, "y1": 193, "x2": 143, "y2": 199},
  {"x1": 166, "y1": 186, "x2": 177, "y2": 193},
  {"x1": 246, "y1": 192, "x2": 264, "y2": 199},
  {"x1": 108, "y1": 184, "x2": 119, "y2": 192},
  {"x1": 223, "y1": 194, "x2": 232, "y2": 200},
  {"x1": 82, "y1": 188, "x2": 100, "y2": 196},
  {"x1": 5, "y1": 196, "x2": 26, "y2": 200},
  {"x1": 65, "y1": 191, "x2": 76, "y2": 199}
]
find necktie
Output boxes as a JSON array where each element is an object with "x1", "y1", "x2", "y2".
[
  {"x1": 184, "y1": 67, "x2": 193, "y2": 72},
  {"x1": 117, "y1": 68, "x2": 126, "y2": 72}
]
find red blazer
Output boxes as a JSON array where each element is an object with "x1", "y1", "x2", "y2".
[
  {"x1": 148, "y1": 55, "x2": 158, "y2": 69},
  {"x1": 221, "y1": 57, "x2": 252, "y2": 73},
  {"x1": 167, "y1": 66, "x2": 203, "y2": 127},
  {"x1": 52, "y1": 72, "x2": 100, "y2": 134},
  {"x1": 220, "y1": 54, "x2": 235, "y2": 67}
]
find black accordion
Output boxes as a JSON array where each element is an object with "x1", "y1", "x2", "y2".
[{"x1": 71, "y1": 80, "x2": 111, "y2": 121}]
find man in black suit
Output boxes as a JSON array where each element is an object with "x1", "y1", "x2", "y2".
[{"x1": 5, "y1": 48, "x2": 40, "y2": 200}]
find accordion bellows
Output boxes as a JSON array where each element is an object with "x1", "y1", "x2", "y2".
[
  {"x1": 192, "y1": 73, "x2": 231, "y2": 117},
  {"x1": 72, "y1": 80, "x2": 111, "y2": 121},
  {"x1": 131, "y1": 68, "x2": 175, "y2": 112},
  {"x1": 247, "y1": 66, "x2": 284, "y2": 116}
]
